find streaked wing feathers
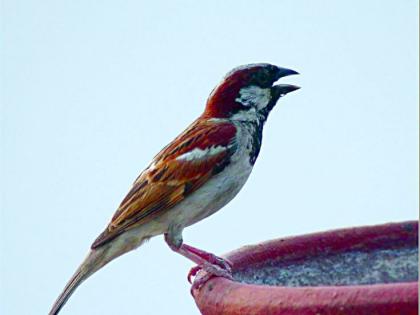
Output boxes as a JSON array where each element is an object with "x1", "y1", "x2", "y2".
[{"x1": 91, "y1": 119, "x2": 237, "y2": 248}]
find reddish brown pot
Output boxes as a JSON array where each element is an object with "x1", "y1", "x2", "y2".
[{"x1": 192, "y1": 221, "x2": 418, "y2": 315}]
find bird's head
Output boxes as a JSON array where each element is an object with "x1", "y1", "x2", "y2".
[{"x1": 203, "y1": 63, "x2": 299, "y2": 122}]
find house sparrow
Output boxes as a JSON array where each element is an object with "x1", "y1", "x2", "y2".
[{"x1": 49, "y1": 63, "x2": 299, "y2": 314}]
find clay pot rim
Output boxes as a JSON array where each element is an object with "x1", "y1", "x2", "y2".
[
  {"x1": 192, "y1": 221, "x2": 418, "y2": 314},
  {"x1": 224, "y1": 221, "x2": 417, "y2": 271}
]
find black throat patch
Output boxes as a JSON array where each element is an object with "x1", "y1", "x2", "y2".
[{"x1": 248, "y1": 121, "x2": 264, "y2": 165}]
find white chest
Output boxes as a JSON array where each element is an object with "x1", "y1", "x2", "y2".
[{"x1": 165, "y1": 123, "x2": 255, "y2": 229}]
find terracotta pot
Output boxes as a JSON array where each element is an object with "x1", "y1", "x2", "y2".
[{"x1": 192, "y1": 221, "x2": 418, "y2": 315}]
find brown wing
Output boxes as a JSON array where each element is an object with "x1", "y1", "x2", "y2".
[{"x1": 91, "y1": 119, "x2": 237, "y2": 248}]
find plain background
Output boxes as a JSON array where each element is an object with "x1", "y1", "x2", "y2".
[{"x1": 1, "y1": 1, "x2": 418, "y2": 314}]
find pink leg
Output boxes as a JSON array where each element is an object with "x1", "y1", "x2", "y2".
[
  {"x1": 164, "y1": 234, "x2": 233, "y2": 290},
  {"x1": 183, "y1": 244, "x2": 232, "y2": 274}
]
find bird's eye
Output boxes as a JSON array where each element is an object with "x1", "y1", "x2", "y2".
[{"x1": 252, "y1": 70, "x2": 272, "y2": 88}]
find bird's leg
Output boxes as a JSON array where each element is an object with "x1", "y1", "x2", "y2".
[
  {"x1": 182, "y1": 244, "x2": 232, "y2": 283},
  {"x1": 164, "y1": 232, "x2": 233, "y2": 287}
]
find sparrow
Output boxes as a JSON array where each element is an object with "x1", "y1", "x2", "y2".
[{"x1": 49, "y1": 63, "x2": 299, "y2": 314}]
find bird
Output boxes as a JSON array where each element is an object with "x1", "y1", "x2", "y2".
[{"x1": 49, "y1": 63, "x2": 299, "y2": 314}]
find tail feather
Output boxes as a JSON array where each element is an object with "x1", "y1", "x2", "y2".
[
  {"x1": 49, "y1": 266, "x2": 87, "y2": 315},
  {"x1": 49, "y1": 233, "x2": 149, "y2": 314},
  {"x1": 49, "y1": 249, "x2": 107, "y2": 315}
]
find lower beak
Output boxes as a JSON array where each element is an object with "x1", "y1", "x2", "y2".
[{"x1": 271, "y1": 84, "x2": 300, "y2": 98}]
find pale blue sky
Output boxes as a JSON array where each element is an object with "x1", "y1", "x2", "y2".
[{"x1": 1, "y1": 1, "x2": 418, "y2": 314}]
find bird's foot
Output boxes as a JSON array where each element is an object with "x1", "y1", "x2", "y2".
[
  {"x1": 187, "y1": 255, "x2": 232, "y2": 283},
  {"x1": 187, "y1": 265, "x2": 202, "y2": 283},
  {"x1": 189, "y1": 263, "x2": 233, "y2": 295},
  {"x1": 163, "y1": 238, "x2": 234, "y2": 293},
  {"x1": 188, "y1": 258, "x2": 233, "y2": 295}
]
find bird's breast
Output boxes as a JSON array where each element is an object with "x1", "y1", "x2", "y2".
[
  {"x1": 161, "y1": 129, "x2": 254, "y2": 230},
  {"x1": 150, "y1": 122, "x2": 259, "y2": 232}
]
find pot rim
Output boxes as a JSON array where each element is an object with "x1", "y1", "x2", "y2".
[{"x1": 192, "y1": 221, "x2": 418, "y2": 315}]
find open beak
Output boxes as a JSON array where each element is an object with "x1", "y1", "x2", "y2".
[{"x1": 271, "y1": 67, "x2": 300, "y2": 98}]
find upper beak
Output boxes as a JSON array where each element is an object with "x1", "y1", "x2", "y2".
[{"x1": 275, "y1": 67, "x2": 299, "y2": 80}]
